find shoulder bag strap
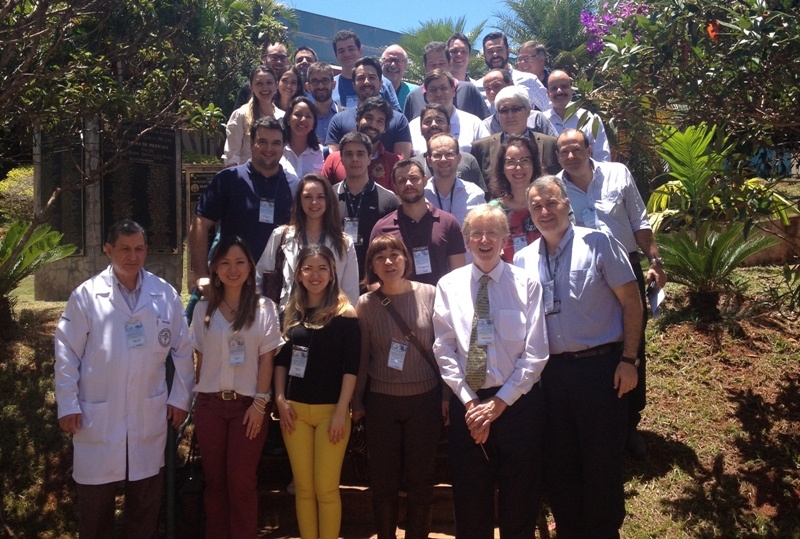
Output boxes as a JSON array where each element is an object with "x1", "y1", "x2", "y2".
[{"x1": 375, "y1": 289, "x2": 441, "y2": 381}]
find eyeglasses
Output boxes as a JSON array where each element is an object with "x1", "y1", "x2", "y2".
[
  {"x1": 497, "y1": 105, "x2": 526, "y2": 115},
  {"x1": 516, "y1": 53, "x2": 545, "y2": 62},
  {"x1": 504, "y1": 157, "x2": 533, "y2": 168},
  {"x1": 469, "y1": 230, "x2": 501, "y2": 240},
  {"x1": 429, "y1": 151, "x2": 458, "y2": 161},
  {"x1": 266, "y1": 54, "x2": 288, "y2": 62},
  {"x1": 308, "y1": 78, "x2": 332, "y2": 87}
]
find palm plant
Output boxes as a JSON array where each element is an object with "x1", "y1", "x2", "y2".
[
  {"x1": 494, "y1": 0, "x2": 596, "y2": 56},
  {"x1": 648, "y1": 124, "x2": 786, "y2": 319},
  {"x1": 399, "y1": 17, "x2": 487, "y2": 83}
]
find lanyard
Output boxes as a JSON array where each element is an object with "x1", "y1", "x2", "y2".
[
  {"x1": 344, "y1": 181, "x2": 373, "y2": 218},
  {"x1": 433, "y1": 182, "x2": 454, "y2": 214}
]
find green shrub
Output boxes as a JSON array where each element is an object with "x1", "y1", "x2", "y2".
[{"x1": 0, "y1": 166, "x2": 34, "y2": 223}]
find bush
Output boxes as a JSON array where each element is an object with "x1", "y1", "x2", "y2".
[{"x1": 0, "y1": 166, "x2": 34, "y2": 223}]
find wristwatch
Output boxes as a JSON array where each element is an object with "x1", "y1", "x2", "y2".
[
  {"x1": 254, "y1": 392, "x2": 271, "y2": 402},
  {"x1": 649, "y1": 257, "x2": 663, "y2": 267},
  {"x1": 620, "y1": 355, "x2": 641, "y2": 368}
]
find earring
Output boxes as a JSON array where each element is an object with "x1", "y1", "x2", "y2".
[{"x1": 214, "y1": 275, "x2": 220, "y2": 287}]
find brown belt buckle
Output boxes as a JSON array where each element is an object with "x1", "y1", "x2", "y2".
[{"x1": 221, "y1": 390, "x2": 237, "y2": 401}]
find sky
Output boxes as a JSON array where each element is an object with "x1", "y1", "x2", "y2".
[{"x1": 287, "y1": 0, "x2": 505, "y2": 37}]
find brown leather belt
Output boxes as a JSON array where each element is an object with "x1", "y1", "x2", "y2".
[
  {"x1": 554, "y1": 342, "x2": 621, "y2": 360},
  {"x1": 205, "y1": 390, "x2": 248, "y2": 401}
]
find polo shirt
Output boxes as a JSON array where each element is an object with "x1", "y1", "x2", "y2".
[
  {"x1": 195, "y1": 162, "x2": 299, "y2": 259},
  {"x1": 326, "y1": 107, "x2": 411, "y2": 154},
  {"x1": 369, "y1": 202, "x2": 466, "y2": 285},
  {"x1": 322, "y1": 142, "x2": 399, "y2": 190},
  {"x1": 333, "y1": 75, "x2": 401, "y2": 112}
]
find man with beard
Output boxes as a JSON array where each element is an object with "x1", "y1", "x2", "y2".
[
  {"x1": 326, "y1": 57, "x2": 412, "y2": 158},
  {"x1": 408, "y1": 69, "x2": 489, "y2": 155},
  {"x1": 411, "y1": 104, "x2": 487, "y2": 192},
  {"x1": 478, "y1": 32, "x2": 552, "y2": 114},
  {"x1": 305, "y1": 62, "x2": 340, "y2": 143},
  {"x1": 423, "y1": 133, "x2": 486, "y2": 226},
  {"x1": 331, "y1": 29, "x2": 401, "y2": 112},
  {"x1": 370, "y1": 160, "x2": 466, "y2": 285},
  {"x1": 322, "y1": 97, "x2": 399, "y2": 190},
  {"x1": 293, "y1": 46, "x2": 317, "y2": 84},
  {"x1": 381, "y1": 44, "x2": 418, "y2": 111}
]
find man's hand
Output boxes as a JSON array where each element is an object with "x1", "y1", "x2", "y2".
[
  {"x1": 59, "y1": 413, "x2": 82, "y2": 434},
  {"x1": 464, "y1": 396, "x2": 507, "y2": 441},
  {"x1": 614, "y1": 362, "x2": 638, "y2": 398},
  {"x1": 167, "y1": 405, "x2": 189, "y2": 429},
  {"x1": 647, "y1": 265, "x2": 667, "y2": 289},
  {"x1": 195, "y1": 276, "x2": 211, "y2": 297}
]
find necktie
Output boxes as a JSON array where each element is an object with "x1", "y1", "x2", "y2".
[{"x1": 466, "y1": 274, "x2": 490, "y2": 390}]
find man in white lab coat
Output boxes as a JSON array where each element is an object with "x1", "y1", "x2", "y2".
[{"x1": 54, "y1": 219, "x2": 195, "y2": 538}]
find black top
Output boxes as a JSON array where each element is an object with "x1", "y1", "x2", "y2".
[{"x1": 275, "y1": 314, "x2": 361, "y2": 404}]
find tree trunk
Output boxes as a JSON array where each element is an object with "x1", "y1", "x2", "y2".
[{"x1": 688, "y1": 290, "x2": 721, "y2": 321}]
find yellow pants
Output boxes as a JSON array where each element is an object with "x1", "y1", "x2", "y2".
[{"x1": 283, "y1": 402, "x2": 351, "y2": 539}]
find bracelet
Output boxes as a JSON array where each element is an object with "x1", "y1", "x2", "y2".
[
  {"x1": 649, "y1": 257, "x2": 663, "y2": 267},
  {"x1": 251, "y1": 401, "x2": 267, "y2": 414}
]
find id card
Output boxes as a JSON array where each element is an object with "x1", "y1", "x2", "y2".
[
  {"x1": 512, "y1": 235, "x2": 527, "y2": 253},
  {"x1": 344, "y1": 218, "x2": 360, "y2": 245},
  {"x1": 289, "y1": 345, "x2": 309, "y2": 378},
  {"x1": 125, "y1": 319, "x2": 146, "y2": 349},
  {"x1": 476, "y1": 318, "x2": 494, "y2": 346},
  {"x1": 581, "y1": 207, "x2": 598, "y2": 229},
  {"x1": 388, "y1": 340, "x2": 408, "y2": 371},
  {"x1": 413, "y1": 247, "x2": 432, "y2": 275},
  {"x1": 228, "y1": 334, "x2": 245, "y2": 366},
  {"x1": 543, "y1": 280, "x2": 560, "y2": 314},
  {"x1": 259, "y1": 199, "x2": 275, "y2": 224}
]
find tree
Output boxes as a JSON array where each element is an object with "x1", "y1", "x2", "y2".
[
  {"x1": 399, "y1": 16, "x2": 487, "y2": 83},
  {"x1": 0, "y1": 0, "x2": 294, "y2": 321},
  {"x1": 494, "y1": 0, "x2": 596, "y2": 62}
]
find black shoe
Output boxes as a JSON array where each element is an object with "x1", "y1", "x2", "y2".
[{"x1": 626, "y1": 427, "x2": 647, "y2": 459}]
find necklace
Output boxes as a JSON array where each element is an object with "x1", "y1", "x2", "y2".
[{"x1": 222, "y1": 299, "x2": 239, "y2": 316}]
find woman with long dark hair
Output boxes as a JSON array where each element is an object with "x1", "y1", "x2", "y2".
[
  {"x1": 274, "y1": 66, "x2": 305, "y2": 112},
  {"x1": 256, "y1": 173, "x2": 359, "y2": 308},
  {"x1": 281, "y1": 96, "x2": 323, "y2": 179},
  {"x1": 191, "y1": 236, "x2": 283, "y2": 538},
  {"x1": 489, "y1": 133, "x2": 544, "y2": 262},
  {"x1": 274, "y1": 244, "x2": 360, "y2": 539},
  {"x1": 353, "y1": 234, "x2": 447, "y2": 539},
  {"x1": 223, "y1": 65, "x2": 284, "y2": 166}
]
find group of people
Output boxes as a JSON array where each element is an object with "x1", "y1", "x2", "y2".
[{"x1": 54, "y1": 25, "x2": 668, "y2": 539}]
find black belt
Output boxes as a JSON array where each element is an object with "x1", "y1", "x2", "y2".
[{"x1": 553, "y1": 342, "x2": 621, "y2": 360}]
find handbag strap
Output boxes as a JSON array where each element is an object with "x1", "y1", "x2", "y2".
[
  {"x1": 273, "y1": 226, "x2": 288, "y2": 271},
  {"x1": 375, "y1": 288, "x2": 441, "y2": 381}
]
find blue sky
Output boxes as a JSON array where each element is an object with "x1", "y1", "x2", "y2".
[{"x1": 287, "y1": 0, "x2": 505, "y2": 37}]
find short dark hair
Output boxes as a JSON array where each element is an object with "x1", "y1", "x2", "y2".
[
  {"x1": 352, "y1": 56, "x2": 383, "y2": 81},
  {"x1": 356, "y1": 96, "x2": 393, "y2": 125},
  {"x1": 520, "y1": 41, "x2": 547, "y2": 56},
  {"x1": 250, "y1": 116, "x2": 286, "y2": 144},
  {"x1": 423, "y1": 68, "x2": 455, "y2": 90},
  {"x1": 485, "y1": 68, "x2": 513, "y2": 85},
  {"x1": 282, "y1": 96, "x2": 320, "y2": 149},
  {"x1": 391, "y1": 159, "x2": 425, "y2": 184},
  {"x1": 364, "y1": 234, "x2": 414, "y2": 285},
  {"x1": 491, "y1": 134, "x2": 542, "y2": 199},
  {"x1": 339, "y1": 131, "x2": 373, "y2": 155},
  {"x1": 423, "y1": 41, "x2": 450, "y2": 67},
  {"x1": 482, "y1": 32, "x2": 509, "y2": 50},
  {"x1": 306, "y1": 61, "x2": 333, "y2": 79},
  {"x1": 333, "y1": 30, "x2": 361, "y2": 54},
  {"x1": 294, "y1": 45, "x2": 317, "y2": 62},
  {"x1": 106, "y1": 219, "x2": 147, "y2": 246},
  {"x1": 447, "y1": 32, "x2": 472, "y2": 51},
  {"x1": 420, "y1": 103, "x2": 451, "y2": 126}
]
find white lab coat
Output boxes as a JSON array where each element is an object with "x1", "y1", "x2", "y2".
[{"x1": 54, "y1": 266, "x2": 195, "y2": 485}]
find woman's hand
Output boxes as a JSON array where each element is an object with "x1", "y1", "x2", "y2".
[
  {"x1": 276, "y1": 396, "x2": 297, "y2": 435},
  {"x1": 328, "y1": 406, "x2": 349, "y2": 444},
  {"x1": 243, "y1": 403, "x2": 265, "y2": 440}
]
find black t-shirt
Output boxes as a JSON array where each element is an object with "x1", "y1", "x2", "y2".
[{"x1": 275, "y1": 314, "x2": 360, "y2": 404}]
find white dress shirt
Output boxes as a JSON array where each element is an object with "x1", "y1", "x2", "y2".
[
  {"x1": 433, "y1": 261, "x2": 549, "y2": 406},
  {"x1": 409, "y1": 108, "x2": 490, "y2": 155},
  {"x1": 545, "y1": 107, "x2": 611, "y2": 162},
  {"x1": 424, "y1": 177, "x2": 487, "y2": 226},
  {"x1": 281, "y1": 143, "x2": 324, "y2": 179}
]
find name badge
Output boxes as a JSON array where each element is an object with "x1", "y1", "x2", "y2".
[
  {"x1": 343, "y1": 218, "x2": 361, "y2": 245},
  {"x1": 476, "y1": 318, "x2": 494, "y2": 346},
  {"x1": 544, "y1": 280, "x2": 560, "y2": 314},
  {"x1": 289, "y1": 345, "x2": 309, "y2": 378},
  {"x1": 260, "y1": 199, "x2": 275, "y2": 224},
  {"x1": 512, "y1": 235, "x2": 527, "y2": 253},
  {"x1": 125, "y1": 319, "x2": 146, "y2": 349},
  {"x1": 228, "y1": 334, "x2": 245, "y2": 366},
  {"x1": 388, "y1": 340, "x2": 408, "y2": 371},
  {"x1": 413, "y1": 247, "x2": 432, "y2": 275},
  {"x1": 581, "y1": 207, "x2": 598, "y2": 229}
]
